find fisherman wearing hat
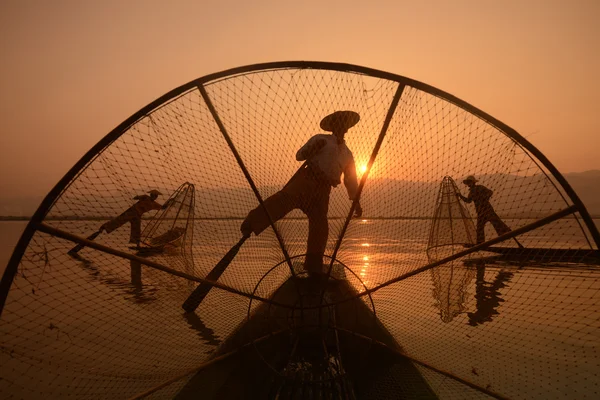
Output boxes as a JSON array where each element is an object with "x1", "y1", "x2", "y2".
[
  {"x1": 240, "y1": 111, "x2": 363, "y2": 276},
  {"x1": 98, "y1": 189, "x2": 167, "y2": 246},
  {"x1": 456, "y1": 176, "x2": 513, "y2": 245}
]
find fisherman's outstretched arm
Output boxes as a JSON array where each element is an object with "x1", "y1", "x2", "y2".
[
  {"x1": 456, "y1": 192, "x2": 471, "y2": 202},
  {"x1": 161, "y1": 198, "x2": 174, "y2": 209}
]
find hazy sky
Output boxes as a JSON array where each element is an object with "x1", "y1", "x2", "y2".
[{"x1": 1, "y1": 0, "x2": 598, "y2": 198}]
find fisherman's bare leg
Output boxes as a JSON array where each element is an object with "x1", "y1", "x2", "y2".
[
  {"x1": 130, "y1": 217, "x2": 142, "y2": 245},
  {"x1": 488, "y1": 212, "x2": 524, "y2": 248},
  {"x1": 241, "y1": 171, "x2": 309, "y2": 237},
  {"x1": 303, "y1": 186, "x2": 330, "y2": 275},
  {"x1": 489, "y1": 212, "x2": 511, "y2": 236},
  {"x1": 476, "y1": 217, "x2": 487, "y2": 244},
  {"x1": 241, "y1": 191, "x2": 296, "y2": 237},
  {"x1": 305, "y1": 217, "x2": 328, "y2": 275},
  {"x1": 102, "y1": 209, "x2": 136, "y2": 234}
]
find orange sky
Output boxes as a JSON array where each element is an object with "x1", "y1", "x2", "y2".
[{"x1": 1, "y1": 0, "x2": 598, "y2": 198}]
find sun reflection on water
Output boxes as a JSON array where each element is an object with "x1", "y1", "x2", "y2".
[{"x1": 358, "y1": 242, "x2": 371, "y2": 286}]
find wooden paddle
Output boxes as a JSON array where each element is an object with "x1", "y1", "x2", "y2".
[
  {"x1": 67, "y1": 229, "x2": 103, "y2": 255},
  {"x1": 182, "y1": 235, "x2": 248, "y2": 312}
]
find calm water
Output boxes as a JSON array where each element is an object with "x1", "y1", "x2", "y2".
[
  {"x1": 2, "y1": 219, "x2": 598, "y2": 278},
  {"x1": 1, "y1": 219, "x2": 599, "y2": 399}
]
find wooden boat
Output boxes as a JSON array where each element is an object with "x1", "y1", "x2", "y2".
[{"x1": 175, "y1": 273, "x2": 439, "y2": 399}]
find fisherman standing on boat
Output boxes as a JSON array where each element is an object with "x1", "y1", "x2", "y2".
[
  {"x1": 240, "y1": 110, "x2": 363, "y2": 275},
  {"x1": 69, "y1": 189, "x2": 168, "y2": 255},
  {"x1": 101, "y1": 189, "x2": 167, "y2": 246},
  {"x1": 456, "y1": 176, "x2": 514, "y2": 245}
]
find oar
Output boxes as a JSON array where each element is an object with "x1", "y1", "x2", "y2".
[
  {"x1": 68, "y1": 229, "x2": 103, "y2": 255},
  {"x1": 513, "y1": 237, "x2": 525, "y2": 249},
  {"x1": 182, "y1": 235, "x2": 248, "y2": 312},
  {"x1": 182, "y1": 162, "x2": 308, "y2": 313}
]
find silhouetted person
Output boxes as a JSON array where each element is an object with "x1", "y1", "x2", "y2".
[
  {"x1": 456, "y1": 176, "x2": 512, "y2": 245},
  {"x1": 240, "y1": 111, "x2": 363, "y2": 275},
  {"x1": 100, "y1": 189, "x2": 168, "y2": 246},
  {"x1": 69, "y1": 189, "x2": 168, "y2": 255}
]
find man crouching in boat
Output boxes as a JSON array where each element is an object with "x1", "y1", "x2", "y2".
[{"x1": 240, "y1": 111, "x2": 363, "y2": 276}]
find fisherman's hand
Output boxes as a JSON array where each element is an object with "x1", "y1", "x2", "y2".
[{"x1": 353, "y1": 202, "x2": 363, "y2": 219}]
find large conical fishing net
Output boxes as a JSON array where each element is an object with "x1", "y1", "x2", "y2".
[
  {"x1": 1, "y1": 62, "x2": 599, "y2": 399},
  {"x1": 427, "y1": 176, "x2": 477, "y2": 260}
]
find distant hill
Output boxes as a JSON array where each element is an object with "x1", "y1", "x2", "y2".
[
  {"x1": 564, "y1": 170, "x2": 600, "y2": 178},
  {"x1": 0, "y1": 170, "x2": 598, "y2": 218},
  {"x1": 0, "y1": 196, "x2": 44, "y2": 218}
]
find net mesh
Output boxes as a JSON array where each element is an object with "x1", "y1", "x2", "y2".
[{"x1": 1, "y1": 62, "x2": 599, "y2": 399}]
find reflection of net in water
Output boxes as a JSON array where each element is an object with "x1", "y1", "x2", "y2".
[
  {"x1": 430, "y1": 264, "x2": 476, "y2": 323},
  {"x1": 1, "y1": 62, "x2": 600, "y2": 399}
]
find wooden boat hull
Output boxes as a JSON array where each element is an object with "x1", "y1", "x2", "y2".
[
  {"x1": 482, "y1": 247, "x2": 600, "y2": 264},
  {"x1": 176, "y1": 276, "x2": 438, "y2": 399}
]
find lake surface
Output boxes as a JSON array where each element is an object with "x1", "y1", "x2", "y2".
[{"x1": 1, "y1": 219, "x2": 599, "y2": 399}]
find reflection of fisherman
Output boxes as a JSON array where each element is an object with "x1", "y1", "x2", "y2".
[
  {"x1": 240, "y1": 111, "x2": 363, "y2": 275},
  {"x1": 468, "y1": 262, "x2": 513, "y2": 326},
  {"x1": 100, "y1": 189, "x2": 166, "y2": 246},
  {"x1": 456, "y1": 176, "x2": 513, "y2": 245}
]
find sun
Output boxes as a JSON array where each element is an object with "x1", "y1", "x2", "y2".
[{"x1": 360, "y1": 164, "x2": 367, "y2": 173}]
